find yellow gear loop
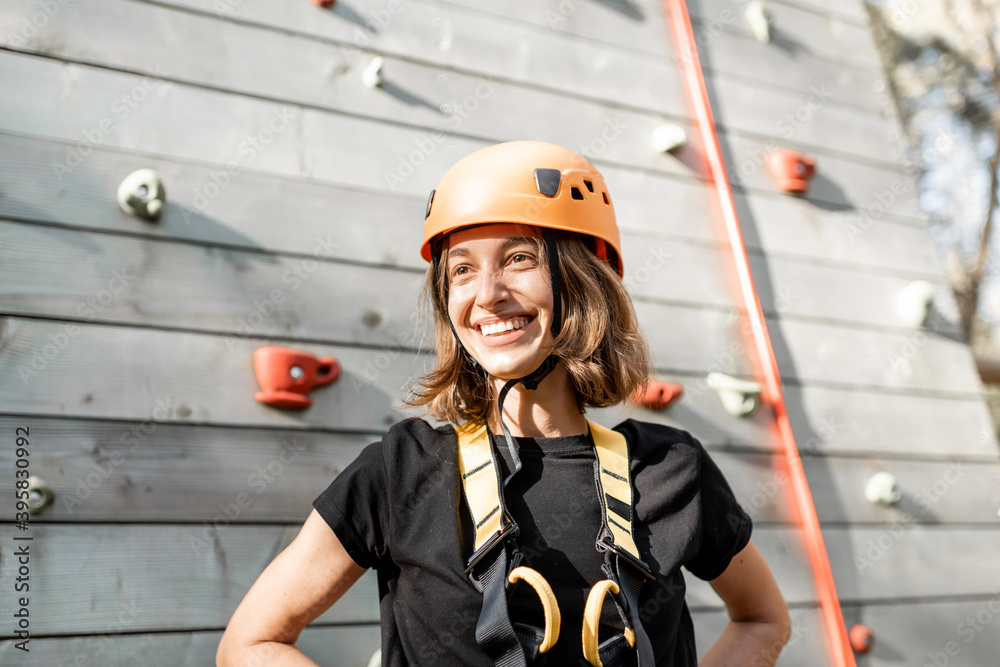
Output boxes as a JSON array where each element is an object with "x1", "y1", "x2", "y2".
[
  {"x1": 582, "y1": 579, "x2": 636, "y2": 667},
  {"x1": 507, "y1": 566, "x2": 562, "y2": 654}
]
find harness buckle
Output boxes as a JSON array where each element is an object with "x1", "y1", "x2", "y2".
[
  {"x1": 465, "y1": 520, "x2": 519, "y2": 577},
  {"x1": 596, "y1": 536, "x2": 656, "y2": 581}
]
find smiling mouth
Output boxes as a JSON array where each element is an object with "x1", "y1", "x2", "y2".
[{"x1": 479, "y1": 316, "x2": 533, "y2": 337}]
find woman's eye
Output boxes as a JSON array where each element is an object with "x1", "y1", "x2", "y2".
[{"x1": 511, "y1": 253, "x2": 532, "y2": 264}]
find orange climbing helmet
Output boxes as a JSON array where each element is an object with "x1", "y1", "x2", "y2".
[{"x1": 420, "y1": 140, "x2": 624, "y2": 276}]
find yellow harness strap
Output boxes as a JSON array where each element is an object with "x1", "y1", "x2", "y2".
[
  {"x1": 455, "y1": 421, "x2": 503, "y2": 551},
  {"x1": 587, "y1": 419, "x2": 642, "y2": 563}
]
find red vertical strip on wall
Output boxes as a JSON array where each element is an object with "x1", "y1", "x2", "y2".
[{"x1": 660, "y1": 2, "x2": 857, "y2": 666}]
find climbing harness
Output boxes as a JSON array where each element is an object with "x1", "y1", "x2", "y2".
[{"x1": 456, "y1": 418, "x2": 656, "y2": 667}]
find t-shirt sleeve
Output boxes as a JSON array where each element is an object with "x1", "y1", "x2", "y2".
[
  {"x1": 684, "y1": 438, "x2": 753, "y2": 581},
  {"x1": 312, "y1": 440, "x2": 388, "y2": 570}
]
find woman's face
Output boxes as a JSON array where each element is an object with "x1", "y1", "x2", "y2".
[{"x1": 445, "y1": 223, "x2": 555, "y2": 381}]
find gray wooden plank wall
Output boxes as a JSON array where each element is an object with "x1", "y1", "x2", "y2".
[{"x1": 1, "y1": 0, "x2": 999, "y2": 665}]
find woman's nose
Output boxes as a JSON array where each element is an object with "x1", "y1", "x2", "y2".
[{"x1": 474, "y1": 270, "x2": 510, "y2": 308}]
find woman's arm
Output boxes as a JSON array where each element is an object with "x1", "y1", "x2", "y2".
[
  {"x1": 216, "y1": 509, "x2": 367, "y2": 666},
  {"x1": 699, "y1": 539, "x2": 792, "y2": 667}
]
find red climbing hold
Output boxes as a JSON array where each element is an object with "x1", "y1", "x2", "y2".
[
  {"x1": 253, "y1": 346, "x2": 340, "y2": 409},
  {"x1": 765, "y1": 149, "x2": 816, "y2": 195},
  {"x1": 632, "y1": 380, "x2": 683, "y2": 410},
  {"x1": 849, "y1": 624, "x2": 874, "y2": 654}
]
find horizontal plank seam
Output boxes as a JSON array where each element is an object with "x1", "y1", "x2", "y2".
[
  {"x1": 426, "y1": 0, "x2": 874, "y2": 76},
  {"x1": 0, "y1": 519, "x2": 327, "y2": 527},
  {"x1": 0, "y1": 519, "x2": 341, "y2": 527},
  {"x1": 0, "y1": 311, "x2": 986, "y2": 399},
  {"x1": 0, "y1": 410, "x2": 395, "y2": 437},
  {"x1": 762, "y1": 0, "x2": 870, "y2": 26},
  {"x1": 0, "y1": 240, "x2": 956, "y2": 330},
  {"x1": 837, "y1": 592, "x2": 1000, "y2": 607},
  {"x1": 0, "y1": 129, "x2": 422, "y2": 201},
  {"x1": 0, "y1": 413, "x2": 995, "y2": 461},
  {"x1": 0, "y1": 37, "x2": 911, "y2": 175},
  {"x1": 0, "y1": 126, "x2": 934, "y2": 232},
  {"x1": 0, "y1": 306, "x2": 974, "y2": 379},
  {"x1": 0, "y1": 291, "x2": 969, "y2": 351},
  {"x1": 0, "y1": 210, "x2": 945, "y2": 286},
  {"x1": 0, "y1": 246, "x2": 963, "y2": 338},
  {"x1": 815, "y1": 521, "x2": 1000, "y2": 530},
  {"x1": 771, "y1": 375, "x2": 986, "y2": 401},
  {"x1": 425, "y1": 1, "x2": 886, "y2": 120},
  {"x1": 135, "y1": 0, "x2": 881, "y2": 109},
  {"x1": 0, "y1": 412, "x2": 993, "y2": 461},
  {"x1": 0, "y1": 118, "x2": 924, "y2": 222},
  {"x1": 692, "y1": 592, "x2": 1000, "y2": 612},
  {"x1": 0, "y1": 311, "x2": 435, "y2": 354},
  {"x1": 13, "y1": 517, "x2": 997, "y2": 527},
  {"x1": 12, "y1": 521, "x2": 1000, "y2": 537},
  {"x1": 631, "y1": 297, "x2": 965, "y2": 338},
  {"x1": 0, "y1": 215, "x2": 428, "y2": 276},
  {"x1": 687, "y1": 600, "x2": 822, "y2": 613},
  {"x1": 0, "y1": 620, "x2": 382, "y2": 642},
  {"x1": 0, "y1": 215, "x2": 945, "y2": 295},
  {"x1": 714, "y1": 444, "x2": 1000, "y2": 463}
]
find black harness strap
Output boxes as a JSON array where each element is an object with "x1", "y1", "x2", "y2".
[
  {"x1": 474, "y1": 540, "x2": 528, "y2": 667},
  {"x1": 603, "y1": 554, "x2": 655, "y2": 666},
  {"x1": 466, "y1": 359, "x2": 561, "y2": 667}
]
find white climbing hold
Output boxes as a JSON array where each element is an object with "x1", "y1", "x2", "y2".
[
  {"x1": 652, "y1": 124, "x2": 687, "y2": 154},
  {"x1": 706, "y1": 372, "x2": 762, "y2": 417},
  {"x1": 26, "y1": 475, "x2": 55, "y2": 514},
  {"x1": 896, "y1": 280, "x2": 935, "y2": 328},
  {"x1": 363, "y1": 56, "x2": 385, "y2": 88},
  {"x1": 865, "y1": 471, "x2": 901, "y2": 507},
  {"x1": 745, "y1": 1, "x2": 773, "y2": 44},
  {"x1": 117, "y1": 168, "x2": 166, "y2": 221}
]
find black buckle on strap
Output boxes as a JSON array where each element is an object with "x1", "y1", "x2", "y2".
[
  {"x1": 596, "y1": 537, "x2": 656, "y2": 581},
  {"x1": 465, "y1": 521, "x2": 519, "y2": 576}
]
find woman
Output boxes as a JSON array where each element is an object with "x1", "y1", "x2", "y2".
[{"x1": 217, "y1": 141, "x2": 791, "y2": 666}]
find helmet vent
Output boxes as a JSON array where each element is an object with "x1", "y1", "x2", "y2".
[
  {"x1": 534, "y1": 168, "x2": 562, "y2": 197},
  {"x1": 571, "y1": 186, "x2": 584, "y2": 200},
  {"x1": 584, "y1": 179, "x2": 594, "y2": 193},
  {"x1": 602, "y1": 192, "x2": 610, "y2": 205}
]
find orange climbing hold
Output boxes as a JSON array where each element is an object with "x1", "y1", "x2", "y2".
[
  {"x1": 849, "y1": 625, "x2": 875, "y2": 654},
  {"x1": 253, "y1": 346, "x2": 340, "y2": 409},
  {"x1": 632, "y1": 380, "x2": 683, "y2": 410},
  {"x1": 765, "y1": 149, "x2": 816, "y2": 194}
]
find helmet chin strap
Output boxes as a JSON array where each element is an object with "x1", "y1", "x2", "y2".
[
  {"x1": 493, "y1": 354, "x2": 559, "y2": 480},
  {"x1": 441, "y1": 230, "x2": 564, "y2": 478}
]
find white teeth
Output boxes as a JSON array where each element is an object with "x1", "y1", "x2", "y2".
[{"x1": 480, "y1": 318, "x2": 529, "y2": 336}]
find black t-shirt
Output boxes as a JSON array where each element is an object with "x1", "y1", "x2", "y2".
[{"x1": 312, "y1": 417, "x2": 752, "y2": 666}]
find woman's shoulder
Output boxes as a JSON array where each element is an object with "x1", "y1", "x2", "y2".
[
  {"x1": 607, "y1": 418, "x2": 708, "y2": 487},
  {"x1": 374, "y1": 416, "x2": 460, "y2": 469},
  {"x1": 382, "y1": 415, "x2": 457, "y2": 443},
  {"x1": 610, "y1": 418, "x2": 704, "y2": 456}
]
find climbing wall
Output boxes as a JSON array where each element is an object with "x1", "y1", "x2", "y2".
[{"x1": 1, "y1": 0, "x2": 999, "y2": 664}]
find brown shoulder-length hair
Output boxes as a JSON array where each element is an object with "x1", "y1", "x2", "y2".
[{"x1": 403, "y1": 228, "x2": 653, "y2": 426}]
